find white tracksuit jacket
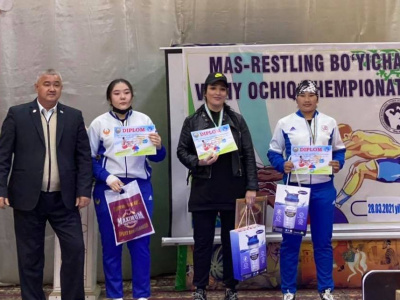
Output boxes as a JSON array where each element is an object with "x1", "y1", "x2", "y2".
[
  {"x1": 267, "y1": 110, "x2": 346, "y2": 185},
  {"x1": 88, "y1": 110, "x2": 166, "y2": 182}
]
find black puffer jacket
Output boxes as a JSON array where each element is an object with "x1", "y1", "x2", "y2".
[{"x1": 177, "y1": 104, "x2": 258, "y2": 191}]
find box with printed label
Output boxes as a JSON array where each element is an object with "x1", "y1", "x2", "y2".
[
  {"x1": 230, "y1": 224, "x2": 267, "y2": 281},
  {"x1": 272, "y1": 184, "x2": 310, "y2": 236}
]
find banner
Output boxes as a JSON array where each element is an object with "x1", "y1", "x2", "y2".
[{"x1": 167, "y1": 43, "x2": 400, "y2": 238}]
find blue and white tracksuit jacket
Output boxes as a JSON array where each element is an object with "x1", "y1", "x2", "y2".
[
  {"x1": 267, "y1": 110, "x2": 345, "y2": 294},
  {"x1": 88, "y1": 110, "x2": 166, "y2": 299}
]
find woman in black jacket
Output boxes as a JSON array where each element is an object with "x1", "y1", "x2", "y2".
[{"x1": 177, "y1": 72, "x2": 258, "y2": 300}]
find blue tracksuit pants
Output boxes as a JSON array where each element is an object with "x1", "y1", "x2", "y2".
[
  {"x1": 93, "y1": 177, "x2": 153, "y2": 299},
  {"x1": 280, "y1": 180, "x2": 336, "y2": 294}
]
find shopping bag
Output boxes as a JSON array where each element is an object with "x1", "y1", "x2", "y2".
[
  {"x1": 230, "y1": 208, "x2": 267, "y2": 281},
  {"x1": 272, "y1": 173, "x2": 310, "y2": 236},
  {"x1": 234, "y1": 196, "x2": 267, "y2": 228},
  {"x1": 104, "y1": 180, "x2": 154, "y2": 245}
]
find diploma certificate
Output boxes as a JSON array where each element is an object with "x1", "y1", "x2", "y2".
[{"x1": 191, "y1": 124, "x2": 238, "y2": 159}]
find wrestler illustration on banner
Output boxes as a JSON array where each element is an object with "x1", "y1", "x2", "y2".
[
  {"x1": 256, "y1": 163, "x2": 283, "y2": 208},
  {"x1": 335, "y1": 123, "x2": 400, "y2": 208}
]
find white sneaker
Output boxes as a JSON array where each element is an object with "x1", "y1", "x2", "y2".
[
  {"x1": 112, "y1": 298, "x2": 123, "y2": 300},
  {"x1": 137, "y1": 298, "x2": 148, "y2": 300},
  {"x1": 320, "y1": 288, "x2": 334, "y2": 300},
  {"x1": 283, "y1": 291, "x2": 296, "y2": 300}
]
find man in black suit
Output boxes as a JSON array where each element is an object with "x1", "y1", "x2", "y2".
[{"x1": 0, "y1": 69, "x2": 93, "y2": 300}]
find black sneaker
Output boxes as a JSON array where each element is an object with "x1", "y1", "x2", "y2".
[
  {"x1": 320, "y1": 288, "x2": 334, "y2": 300},
  {"x1": 283, "y1": 291, "x2": 296, "y2": 300},
  {"x1": 224, "y1": 288, "x2": 238, "y2": 300},
  {"x1": 193, "y1": 288, "x2": 207, "y2": 300}
]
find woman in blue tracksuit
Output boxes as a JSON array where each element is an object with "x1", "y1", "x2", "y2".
[
  {"x1": 88, "y1": 79, "x2": 166, "y2": 300},
  {"x1": 267, "y1": 80, "x2": 346, "y2": 300}
]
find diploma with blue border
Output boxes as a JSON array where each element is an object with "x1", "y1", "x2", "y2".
[
  {"x1": 114, "y1": 125, "x2": 156, "y2": 157},
  {"x1": 191, "y1": 124, "x2": 238, "y2": 160},
  {"x1": 291, "y1": 145, "x2": 332, "y2": 174}
]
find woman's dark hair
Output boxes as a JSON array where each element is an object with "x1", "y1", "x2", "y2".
[{"x1": 106, "y1": 79, "x2": 134, "y2": 101}]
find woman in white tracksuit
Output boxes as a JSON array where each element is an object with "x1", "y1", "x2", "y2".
[
  {"x1": 88, "y1": 79, "x2": 166, "y2": 300},
  {"x1": 267, "y1": 80, "x2": 345, "y2": 300}
]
